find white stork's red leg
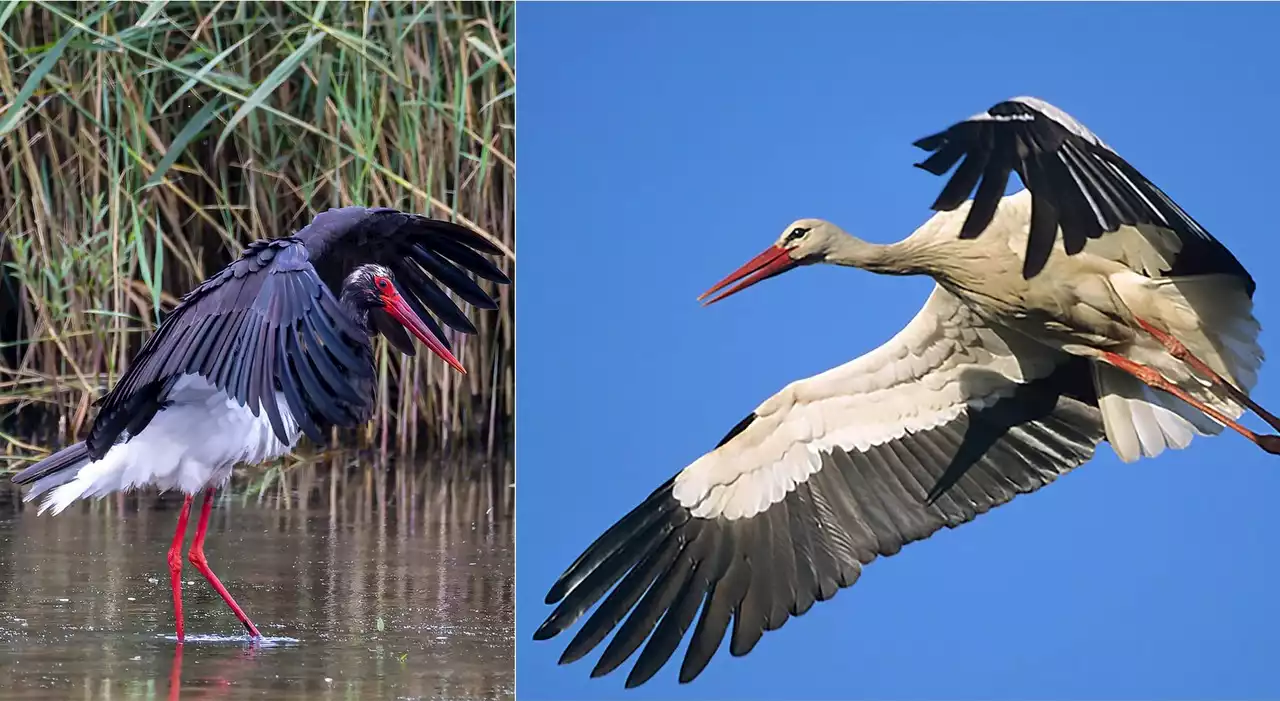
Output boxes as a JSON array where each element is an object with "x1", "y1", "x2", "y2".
[
  {"x1": 1133, "y1": 317, "x2": 1280, "y2": 432},
  {"x1": 187, "y1": 488, "x2": 262, "y2": 639},
  {"x1": 168, "y1": 494, "x2": 194, "y2": 642},
  {"x1": 1098, "y1": 350, "x2": 1280, "y2": 454}
]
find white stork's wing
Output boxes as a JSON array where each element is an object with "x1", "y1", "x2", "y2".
[
  {"x1": 534, "y1": 287, "x2": 1105, "y2": 687},
  {"x1": 912, "y1": 96, "x2": 1254, "y2": 290}
]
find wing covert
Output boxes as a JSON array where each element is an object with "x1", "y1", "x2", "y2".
[{"x1": 86, "y1": 239, "x2": 375, "y2": 456}]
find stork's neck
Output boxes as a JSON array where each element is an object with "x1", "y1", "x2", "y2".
[
  {"x1": 338, "y1": 285, "x2": 375, "y2": 335},
  {"x1": 824, "y1": 236, "x2": 933, "y2": 276}
]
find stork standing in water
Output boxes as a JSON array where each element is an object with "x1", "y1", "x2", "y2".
[
  {"x1": 12, "y1": 206, "x2": 509, "y2": 642},
  {"x1": 535, "y1": 97, "x2": 1277, "y2": 687}
]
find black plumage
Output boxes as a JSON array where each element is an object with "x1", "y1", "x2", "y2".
[
  {"x1": 74, "y1": 206, "x2": 507, "y2": 458},
  {"x1": 534, "y1": 360, "x2": 1104, "y2": 688},
  {"x1": 913, "y1": 97, "x2": 1254, "y2": 291}
]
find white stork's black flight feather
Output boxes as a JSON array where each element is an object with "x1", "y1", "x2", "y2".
[{"x1": 913, "y1": 96, "x2": 1254, "y2": 289}]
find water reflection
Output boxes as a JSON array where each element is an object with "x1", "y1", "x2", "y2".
[{"x1": 0, "y1": 457, "x2": 514, "y2": 700}]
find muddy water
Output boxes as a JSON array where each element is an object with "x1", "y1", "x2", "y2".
[{"x1": 0, "y1": 461, "x2": 513, "y2": 700}]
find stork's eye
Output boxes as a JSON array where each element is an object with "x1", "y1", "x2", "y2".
[
  {"x1": 787, "y1": 227, "x2": 809, "y2": 242},
  {"x1": 375, "y1": 277, "x2": 390, "y2": 291}
]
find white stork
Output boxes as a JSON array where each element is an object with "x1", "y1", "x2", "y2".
[{"x1": 533, "y1": 96, "x2": 1274, "y2": 687}]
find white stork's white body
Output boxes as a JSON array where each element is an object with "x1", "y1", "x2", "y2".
[
  {"x1": 536, "y1": 96, "x2": 1273, "y2": 689},
  {"x1": 677, "y1": 189, "x2": 1261, "y2": 523}
]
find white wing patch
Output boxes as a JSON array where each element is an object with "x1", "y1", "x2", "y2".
[{"x1": 672, "y1": 287, "x2": 1059, "y2": 521}]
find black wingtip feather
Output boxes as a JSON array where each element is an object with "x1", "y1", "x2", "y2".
[
  {"x1": 405, "y1": 244, "x2": 500, "y2": 310},
  {"x1": 539, "y1": 359, "x2": 1105, "y2": 687},
  {"x1": 913, "y1": 98, "x2": 1253, "y2": 294},
  {"x1": 412, "y1": 216, "x2": 506, "y2": 256},
  {"x1": 396, "y1": 286, "x2": 455, "y2": 352},
  {"x1": 393, "y1": 258, "x2": 478, "y2": 334},
  {"x1": 11, "y1": 441, "x2": 90, "y2": 485},
  {"x1": 912, "y1": 131, "x2": 949, "y2": 153},
  {"x1": 416, "y1": 238, "x2": 510, "y2": 291},
  {"x1": 715, "y1": 412, "x2": 757, "y2": 449}
]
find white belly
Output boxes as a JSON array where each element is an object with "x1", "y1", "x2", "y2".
[{"x1": 40, "y1": 374, "x2": 301, "y2": 514}]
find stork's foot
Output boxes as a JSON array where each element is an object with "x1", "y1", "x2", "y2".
[{"x1": 1256, "y1": 435, "x2": 1280, "y2": 455}]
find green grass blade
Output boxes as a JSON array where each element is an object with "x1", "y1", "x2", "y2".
[
  {"x1": 0, "y1": 23, "x2": 78, "y2": 135},
  {"x1": 151, "y1": 214, "x2": 164, "y2": 319},
  {"x1": 0, "y1": 0, "x2": 26, "y2": 30},
  {"x1": 143, "y1": 97, "x2": 225, "y2": 189},
  {"x1": 135, "y1": 0, "x2": 168, "y2": 28},
  {"x1": 159, "y1": 31, "x2": 257, "y2": 113}
]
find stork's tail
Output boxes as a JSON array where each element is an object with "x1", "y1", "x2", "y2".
[
  {"x1": 11, "y1": 441, "x2": 92, "y2": 505},
  {"x1": 1092, "y1": 363, "x2": 1222, "y2": 463}
]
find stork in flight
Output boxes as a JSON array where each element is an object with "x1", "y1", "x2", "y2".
[
  {"x1": 534, "y1": 96, "x2": 1276, "y2": 687},
  {"x1": 12, "y1": 206, "x2": 509, "y2": 642}
]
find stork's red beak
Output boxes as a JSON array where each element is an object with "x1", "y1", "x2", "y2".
[
  {"x1": 698, "y1": 244, "x2": 798, "y2": 306},
  {"x1": 381, "y1": 288, "x2": 467, "y2": 374}
]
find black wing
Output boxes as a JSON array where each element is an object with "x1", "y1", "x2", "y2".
[
  {"x1": 296, "y1": 206, "x2": 510, "y2": 355},
  {"x1": 913, "y1": 96, "x2": 1254, "y2": 291},
  {"x1": 86, "y1": 239, "x2": 376, "y2": 457},
  {"x1": 534, "y1": 361, "x2": 1103, "y2": 688}
]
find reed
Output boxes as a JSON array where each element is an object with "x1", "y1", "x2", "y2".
[{"x1": 0, "y1": 1, "x2": 515, "y2": 475}]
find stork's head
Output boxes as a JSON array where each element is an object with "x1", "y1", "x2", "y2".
[
  {"x1": 698, "y1": 218, "x2": 848, "y2": 305},
  {"x1": 344, "y1": 264, "x2": 466, "y2": 374}
]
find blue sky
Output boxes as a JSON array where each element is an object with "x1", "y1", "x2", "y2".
[{"x1": 516, "y1": 3, "x2": 1280, "y2": 699}]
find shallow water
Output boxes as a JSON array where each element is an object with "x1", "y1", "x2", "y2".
[{"x1": 0, "y1": 464, "x2": 513, "y2": 700}]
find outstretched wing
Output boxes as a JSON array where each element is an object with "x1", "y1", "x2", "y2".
[
  {"x1": 296, "y1": 206, "x2": 510, "y2": 355},
  {"x1": 912, "y1": 96, "x2": 1253, "y2": 291},
  {"x1": 534, "y1": 287, "x2": 1105, "y2": 687},
  {"x1": 86, "y1": 239, "x2": 375, "y2": 456}
]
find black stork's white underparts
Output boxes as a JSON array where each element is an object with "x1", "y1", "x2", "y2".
[
  {"x1": 534, "y1": 97, "x2": 1277, "y2": 688},
  {"x1": 12, "y1": 206, "x2": 509, "y2": 642}
]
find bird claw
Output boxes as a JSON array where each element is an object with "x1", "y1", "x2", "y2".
[{"x1": 1256, "y1": 435, "x2": 1280, "y2": 455}]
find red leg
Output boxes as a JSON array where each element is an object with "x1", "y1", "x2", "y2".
[
  {"x1": 1134, "y1": 318, "x2": 1280, "y2": 431},
  {"x1": 1099, "y1": 350, "x2": 1280, "y2": 454},
  {"x1": 168, "y1": 494, "x2": 194, "y2": 643},
  {"x1": 188, "y1": 487, "x2": 262, "y2": 638}
]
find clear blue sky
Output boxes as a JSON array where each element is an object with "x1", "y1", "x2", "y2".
[{"x1": 516, "y1": 3, "x2": 1280, "y2": 699}]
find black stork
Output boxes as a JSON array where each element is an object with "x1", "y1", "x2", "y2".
[{"x1": 11, "y1": 206, "x2": 510, "y2": 642}]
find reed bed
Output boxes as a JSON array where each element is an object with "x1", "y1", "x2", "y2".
[{"x1": 0, "y1": 1, "x2": 515, "y2": 476}]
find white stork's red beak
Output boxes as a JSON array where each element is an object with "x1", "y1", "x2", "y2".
[
  {"x1": 380, "y1": 287, "x2": 468, "y2": 374},
  {"x1": 698, "y1": 244, "x2": 799, "y2": 305}
]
